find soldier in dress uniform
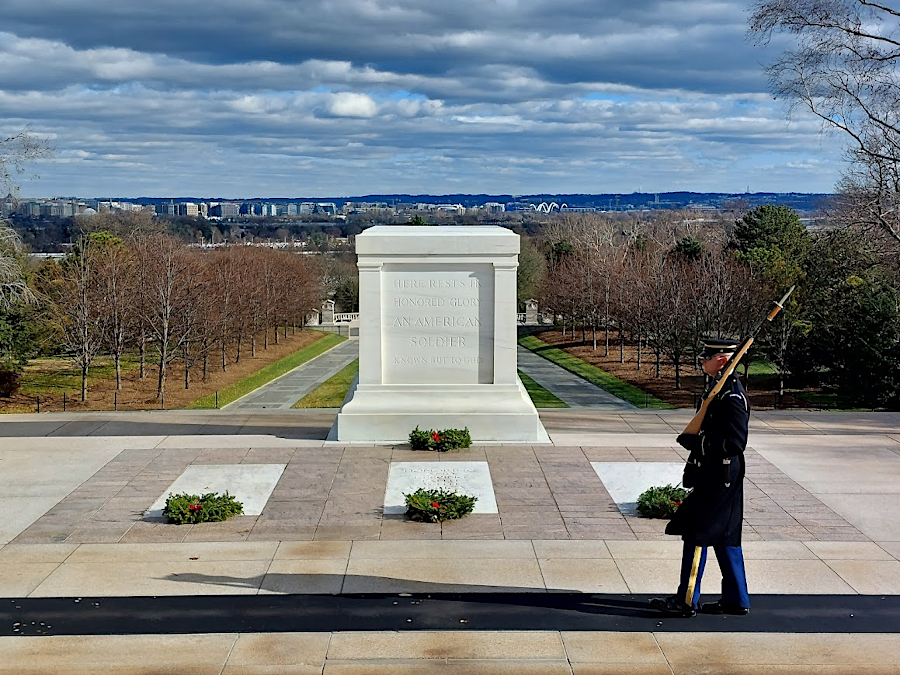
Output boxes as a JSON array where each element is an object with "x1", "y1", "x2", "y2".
[{"x1": 650, "y1": 337, "x2": 751, "y2": 618}]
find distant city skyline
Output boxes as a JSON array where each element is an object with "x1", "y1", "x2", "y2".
[
  {"x1": 9, "y1": 192, "x2": 829, "y2": 218},
  {"x1": 3, "y1": 1, "x2": 846, "y2": 197}
]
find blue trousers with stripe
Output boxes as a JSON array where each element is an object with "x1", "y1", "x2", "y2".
[{"x1": 676, "y1": 540, "x2": 750, "y2": 610}]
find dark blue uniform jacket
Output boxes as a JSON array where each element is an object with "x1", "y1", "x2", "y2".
[{"x1": 666, "y1": 374, "x2": 750, "y2": 547}]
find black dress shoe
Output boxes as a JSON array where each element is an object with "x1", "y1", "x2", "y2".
[
  {"x1": 649, "y1": 595, "x2": 696, "y2": 617},
  {"x1": 700, "y1": 599, "x2": 749, "y2": 615}
]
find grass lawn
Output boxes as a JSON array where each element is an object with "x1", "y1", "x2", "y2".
[
  {"x1": 20, "y1": 355, "x2": 142, "y2": 397},
  {"x1": 793, "y1": 390, "x2": 874, "y2": 412},
  {"x1": 188, "y1": 332, "x2": 346, "y2": 409},
  {"x1": 745, "y1": 360, "x2": 778, "y2": 376},
  {"x1": 293, "y1": 359, "x2": 359, "y2": 408},
  {"x1": 518, "y1": 334, "x2": 672, "y2": 409}
]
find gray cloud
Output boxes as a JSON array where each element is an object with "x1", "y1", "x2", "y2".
[{"x1": 0, "y1": 0, "x2": 846, "y2": 196}]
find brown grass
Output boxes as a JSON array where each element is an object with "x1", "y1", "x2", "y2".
[{"x1": 1, "y1": 329, "x2": 323, "y2": 413}]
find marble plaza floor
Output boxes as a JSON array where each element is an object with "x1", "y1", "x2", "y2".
[{"x1": 2, "y1": 408, "x2": 900, "y2": 673}]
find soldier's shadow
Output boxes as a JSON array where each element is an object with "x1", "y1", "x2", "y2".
[{"x1": 161, "y1": 571, "x2": 657, "y2": 618}]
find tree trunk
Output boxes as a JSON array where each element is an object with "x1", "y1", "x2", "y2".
[
  {"x1": 81, "y1": 363, "x2": 88, "y2": 402},
  {"x1": 236, "y1": 335, "x2": 242, "y2": 363},
  {"x1": 619, "y1": 329, "x2": 624, "y2": 363},
  {"x1": 674, "y1": 357, "x2": 681, "y2": 390},
  {"x1": 655, "y1": 351, "x2": 661, "y2": 378},
  {"x1": 157, "y1": 347, "x2": 167, "y2": 398},
  {"x1": 203, "y1": 353, "x2": 209, "y2": 381},
  {"x1": 604, "y1": 288, "x2": 611, "y2": 357},
  {"x1": 637, "y1": 334, "x2": 642, "y2": 371},
  {"x1": 221, "y1": 341, "x2": 227, "y2": 372},
  {"x1": 251, "y1": 334, "x2": 257, "y2": 357},
  {"x1": 183, "y1": 346, "x2": 190, "y2": 390},
  {"x1": 139, "y1": 334, "x2": 146, "y2": 379},
  {"x1": 592, "y1": 321, "x2": 597, "y2": 351},
  {"x1": 114, "y1": 353, "x2": 122, "y2": 390}
]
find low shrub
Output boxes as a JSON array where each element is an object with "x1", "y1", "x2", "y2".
[
  {"x1": 0, "y1": 369, "x2": 21, "y2": 398},
  {"x1": 404, "y1": 488, "x2": 477, "y2": 522},
  {"x1": 409, "y1": 426, "x2": 472, "y2": 451},
  {"x1": 163, "y1": 492, "x2": 244, "y2": 525},
  {"x1": 636, "y1": 484, "x2": 690, "y2": 519}
]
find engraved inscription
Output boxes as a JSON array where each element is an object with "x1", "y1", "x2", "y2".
[{"x1": 383, "y1": 265, "x2": 493, "y2": 384}]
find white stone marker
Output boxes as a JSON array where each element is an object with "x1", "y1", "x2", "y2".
[
  {"x1": 145, "y1": 464, "x2": 286, "y2": 518},
  {"x1": 334, "y1": 225, "x2": 549, "y2": 442},
  {"x1": 384, "y1": 461, "x2": 498, "y2": 514},
  {"x1": 591, "y1": 462, "x2": 684, "y2": 515}
]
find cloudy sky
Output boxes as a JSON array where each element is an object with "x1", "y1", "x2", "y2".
[{"x1": 1, "y1": 0, "x2": 845, "y2": 198}]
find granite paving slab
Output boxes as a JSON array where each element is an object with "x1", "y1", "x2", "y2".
[{"x1": 9, "y1": 442, "x2": 870, "y2": 544}]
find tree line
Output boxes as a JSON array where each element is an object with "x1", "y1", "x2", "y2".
[
  {"x1": 1, "y1": 228, "x2": 325, "y2": 402},
  {"x1": 528, "y1": 204, "x2": 900, "y2": 409}
]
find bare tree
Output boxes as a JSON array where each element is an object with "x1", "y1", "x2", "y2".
[
  {"x1": 93, "y1": 234, "x2": 135, "y2": 390},
  {"x1": 0, "y1": 225, "x2": 35, "y2": 309},
  {"x1": 749, "y1": 0, "x2": 900, "y2": 245},
  {"x1": 1, "y1": 129, "x2": 47, "y2": 309},
  {"x1": 134, "y1": 235, "x2": 200, "y2": 398},
  {"x1": 0, "y1": 129, "x2": 50, "y2": 197},
  {"x1": 642, "y1": 247, "x2": 696, "y2": 389},
  {"x1": 45, "y1": 238, "x2": 105, "y2": 401}
]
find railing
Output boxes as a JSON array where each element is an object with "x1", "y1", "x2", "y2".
[{"x1": 334, "y1": 313, "x2": 360, "y2": 323}]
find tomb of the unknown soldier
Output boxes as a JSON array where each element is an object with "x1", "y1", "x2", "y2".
[{"x1": 333, "y1": 225, "x2": 550, "y2": 443}]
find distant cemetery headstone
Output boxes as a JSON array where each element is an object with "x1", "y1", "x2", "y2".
[{"x1": 333, "y1": 225, "x2": 549, "y2": 442}]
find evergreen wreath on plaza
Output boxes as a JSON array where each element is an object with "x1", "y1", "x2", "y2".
[
  {"x1": 636, "y1": 485, "x2": 690, "y2": 519},
  {"x1": 409, "y1": 426, "x2": 472, "y2": 451},
  {"x1": 404, "y1": 488, "x2": 477, "y2": 522},
  {"x1": 163, "y1": 492, "x2": 244, "y2": 524}
]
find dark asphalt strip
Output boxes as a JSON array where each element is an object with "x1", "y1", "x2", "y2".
[{"x1": 3, "y1": 594, "x2": 899, "y2": 636}]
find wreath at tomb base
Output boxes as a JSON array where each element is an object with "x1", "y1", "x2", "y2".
[
  {"x1": 404, "y1": 488, "x2": 477, "y2": 522},
  {"x1": 163, "y1": 492, "x2": 244, "y2": 524},
  {"x1": 409, "y1": 426, "x2": 472, "y2": 451},
  {"x1": 636, "y1": 484, "x2": 690, "y2": 519}
]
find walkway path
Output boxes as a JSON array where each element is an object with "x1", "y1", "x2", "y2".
[
  {"x1": 225, "y1": 339, "x2": 360, "y2": 411},
  {"x1": 516, "y1": 345, "x2": 636, "y2": 409},
  {"x1": 222, "y1": 338, "x2": 631, "y2": 412}
]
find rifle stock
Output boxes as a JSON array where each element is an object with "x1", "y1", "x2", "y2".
[{"x1": 680, "y1": 285, "x2": 794, "y2": 439}]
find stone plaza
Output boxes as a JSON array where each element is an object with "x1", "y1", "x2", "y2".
[{"x1": 1, "y1": 405, "x2": 900, "y2": 673}]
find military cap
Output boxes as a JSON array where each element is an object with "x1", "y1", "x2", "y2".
[{"x1": 700, "y1": 337, "x2": 739, "y2": 359}]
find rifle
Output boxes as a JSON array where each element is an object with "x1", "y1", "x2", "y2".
[{"x1": 678, "y1": 285, "x2": 795, "y2": 444}]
